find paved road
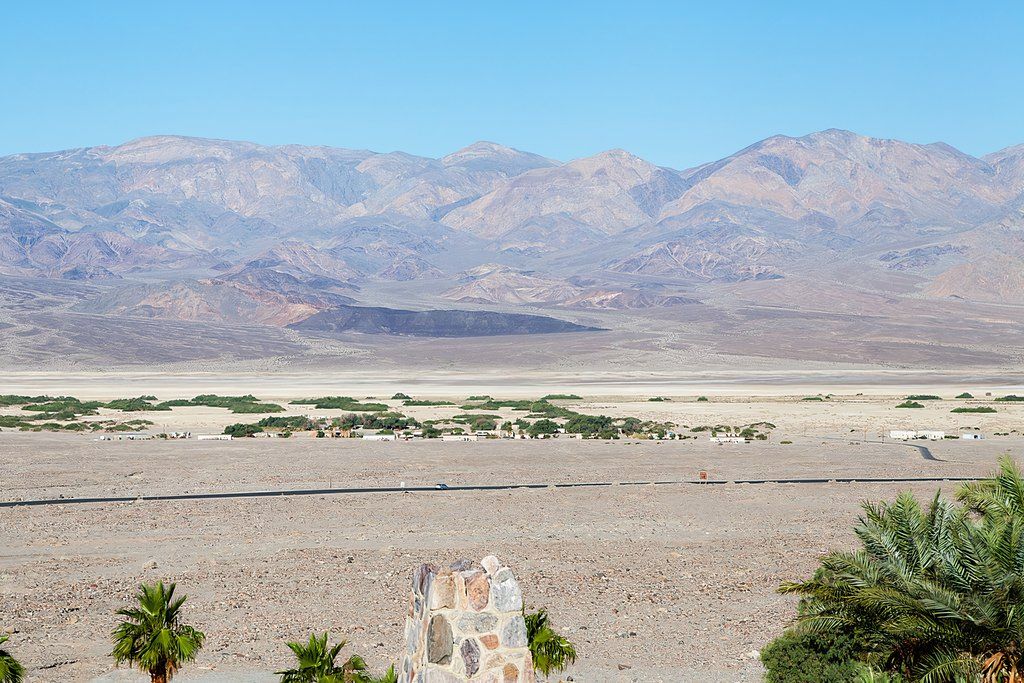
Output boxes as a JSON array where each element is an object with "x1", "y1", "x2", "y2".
[
  {"x1": 816, "y1": 435, "x2": 939, "y2": 461},
  {"x1": 0, "y1": 475, "x2": 983, "y2": 509},
  {"x1": 902, "y1": 442, "x2": 938, "y2": 461}
]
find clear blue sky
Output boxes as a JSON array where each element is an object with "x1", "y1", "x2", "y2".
[{"x1": 2, "y1": 1, "x2": 1021, "y2": 167}]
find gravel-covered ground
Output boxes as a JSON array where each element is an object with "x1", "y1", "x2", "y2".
[{"x1": 0, "y1": 433, "x2": 1013, "y2": 681}]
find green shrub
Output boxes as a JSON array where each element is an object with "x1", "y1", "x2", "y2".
[
  {"x1": 895, "y1": 401, "x2": 924, "y2": 409},
  {"x1": 391, "y1": 392, "x2": 411, "y2": 400},
  {"x1": 956, "y1": 392, "x2": 974, "y2": 399},
  {"x1": 158, "y1": 394, "x2": 282, "y2": 413},
  {"x1": 951, "y1": 406, "x2": 996, "y2": 413},
  {"x1": 542, "y1": 394, "x2": 582, "y2": 400},
  {"x1": 223, "y1": 423, "x2": 263, "y2": 437},
  {"x1": 905, "y1": 394, "x2": 941, "y2": 401},
  {"x1": 451, "y1": 414, "x2": 497, "y2": 431},
  {"x1": 402, "y1": 399, "x2": 455, "y2": 406},
  {"x1": 994, "y1": 395, "x2": 1024, "y2": 402},
  {"x1": 0, "y1": 394, "x2": 53, "y2": 406},
  {"x1": 802, "y1": 396, "x2": 824, "y2": 401},
  {"x1": 647, "y1": 396, "x2": 670, "y2": 402},
  {"x1": 696, "y1": 396, "x2": 709, "y2": 402},
  {"x1": 332, "y1": 412, "x2": 420, "y2": 431},
  {"x1": 22, "y1": 397, "x2": 104, "y2": 416},
  {"x1": 761, "y1": 630, "x2": 865, "y2": 683},
  {"x1": 257, "y1": 416, "x2": 315, "y2": 430},
  {"x1": 290, "y1": 396, "x2": 388, "y2": 411},
  {"x1": 105, "y1": 397, "x2": 171, "y2": 411},
  {"x1": 226, "y1": 402, "x2": 283, "y2": 414},
  {"x1": 527, "y1": 419, "x2": 560, "y2": 437},
  {"x1": 463, "y1": 399, "x2": 579, "y2": 419},
  {"x1": 564, "y1": 414, "x2": 614, "y2": 436}
]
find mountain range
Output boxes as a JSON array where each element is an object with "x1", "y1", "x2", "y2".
[{"x1": 1, "y1": 130, "x2": 1023, "y2": 361}]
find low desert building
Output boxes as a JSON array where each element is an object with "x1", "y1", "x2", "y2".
[
  {"x1": 363, "y1": 433, "x2": 397, "y2": 441},
  {"x1": 442, "y1": 434, "x2": 479, "y2": 442},
  {"x1": 889, "y1": 430, "x2": 945, "y2": 441}
]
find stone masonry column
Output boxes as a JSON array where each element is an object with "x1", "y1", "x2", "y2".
[{"x1": 401, "y1": 555, "x2": 535, "y2": 683}]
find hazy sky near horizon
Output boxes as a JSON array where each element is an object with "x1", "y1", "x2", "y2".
[{"x1": 3, "y1": 1, "x2": 1022, "y2": 167}]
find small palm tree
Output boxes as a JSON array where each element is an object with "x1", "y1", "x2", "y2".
[
  {"x1": 276, "y1": 632, "x2": 371, "y2": 683},
  {"x1": 0, "y1": 635, "x2": 24, "y2": 683},
  {"x1": 524, "y1": 609, "x2": 577, "y2": 677},
  {"x1": 110, "y1": 581, "x2": 205, "y2": 683}
]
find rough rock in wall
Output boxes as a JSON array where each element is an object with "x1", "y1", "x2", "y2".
[{"x1": 401, "y1": 555, "x2": 535, "y2": 682}]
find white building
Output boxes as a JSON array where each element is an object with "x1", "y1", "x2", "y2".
[
  {"x1": 709, "y1": 436, "x2": 747, "y2": 444},
  {"x1": 362, "y1": 433, "x2": 396, "y2": 441},
  {"x1": 197, "y1": 434, "x2": 233, "y2": 441},
  {"x1": 960, "y1": 433, "x2": 984, "y2": 440},
  {"x1": 889, "y1": 430, "x2": 945, "y2": 441},
  {"x1": 442, "y1": 434, "x2": 479, "y2": 442}
]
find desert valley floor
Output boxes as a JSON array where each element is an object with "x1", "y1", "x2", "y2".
[{"x1": 3, "y1": 387, "x2": 1024, "y2": 681}]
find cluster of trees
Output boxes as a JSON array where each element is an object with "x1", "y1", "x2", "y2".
[
  {"x1": 335, "y1": 412, "x2": 420, "y2": 431},
  {"x1": 461, "y1": 398, "x2": 579, "y2": 420},
  {"x1": 0, "y1": 581, "x2": 576, "y2": 683},
  {"x1": 0, "y1": 393, "x2": 288, "y2": 419},
  {"x1": 291, "y1": 397, "x2": 389, "y2": 412},
  {"x1": 450, "y1": 413, "x2": 499, "y2": 431},
  {"x1": 159, "y1": 394, "x2": 285, "y2": 414},
  {"x1": 765, "y1": 457, "x2": 1024, "y2": 681},
  {"x1": 223, "y1": 422, "x2": 264, "y2": 438}
]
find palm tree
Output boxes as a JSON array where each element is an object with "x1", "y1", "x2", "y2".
[
  {"x1": 0, "y1": 635, "x2": 24, "y2": 683},
  {"x1": 276, "y1": 632, "x2": 372, "y2": 683},
  {"x1": 958, "y1": 455, "x2": 1024, "y2": 520},
  {"x1": 779, "y1": 464, "x2": 1024, "y2": 683},
  {"x1": 110, "y1": 581, "x2": 205, "y2": 683},
  {"x1": 524, "y1": 609, "x2": 577, "y2": 677}
]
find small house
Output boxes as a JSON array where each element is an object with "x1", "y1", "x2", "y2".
[
  {"x1": 442, "y1": 434, "x2": 480, "y2": 442},
  {"x1": 709, "y1": 436, "x2": 747, "y2": 444},
  {"x1": 362, "y1": 433, "x2": 396, "y2": 441}
]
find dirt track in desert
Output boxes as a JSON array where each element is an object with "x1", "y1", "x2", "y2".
[{"x1": 1, "y1": 430, "x2": 1019, "y2": 682}]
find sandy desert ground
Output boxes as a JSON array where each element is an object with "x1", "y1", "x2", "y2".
[{"x1": 1, "y1": 414, "x2": 1022, "y2": 682}]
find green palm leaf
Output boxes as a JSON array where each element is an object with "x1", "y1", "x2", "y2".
[{"x1": 0, "y1": 634, "x2": 25, "y2": 683}]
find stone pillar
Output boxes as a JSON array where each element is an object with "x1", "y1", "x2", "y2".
[{"x1": 401, "y1": 555, "x2": 535, "y2": 683}]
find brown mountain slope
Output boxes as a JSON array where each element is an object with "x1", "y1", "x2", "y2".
[
  {"x1": 1, "y1": 130, "x2": 1023, "y2": 320},
  {"x1": 664, "y1": 130, "x2": 1009, "y2": 231},
  {"x1": 443, "y1": 149, "x2": 688, "y2": 240}
]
